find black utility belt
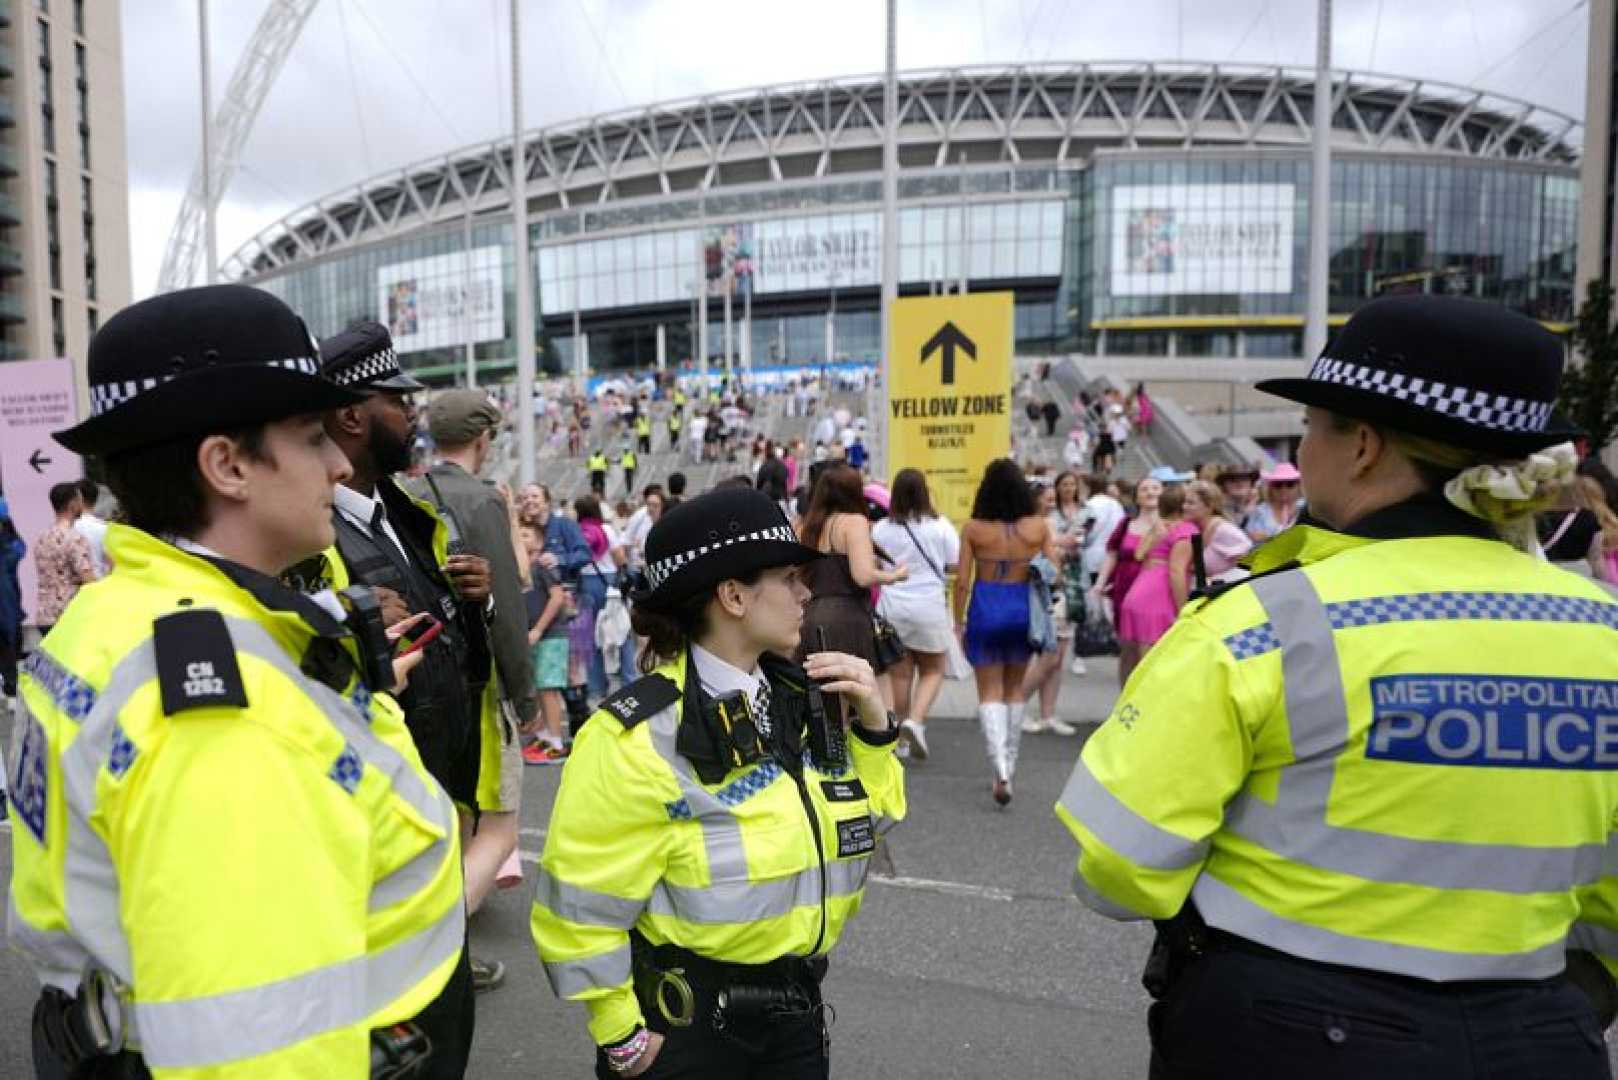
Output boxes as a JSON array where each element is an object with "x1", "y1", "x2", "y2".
[
  {"x1": 645, "y1": 942, "x2": 826, "y2": 990},
  {"x1": 632, "y1": 937, "x2": 827, "y2": 1031}
]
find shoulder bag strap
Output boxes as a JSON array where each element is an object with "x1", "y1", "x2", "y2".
[
  {"x1": 1545, "y1": 510, "x2": 1580, "y2": 552},
  {"x1": 900, "y1": 519, "x2": 944, "y2": 581}
]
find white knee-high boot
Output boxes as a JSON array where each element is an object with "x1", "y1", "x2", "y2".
[
  {"x1": 979, "y1": 702, "x2": 1008, "y2": 781},
  {"x1": 1004, "y1": 700, "x2": 1026, "y2": 782}
]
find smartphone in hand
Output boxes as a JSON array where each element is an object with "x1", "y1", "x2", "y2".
[{"x1": 395, "y1": 615, "x2": 444, "y2": 657}]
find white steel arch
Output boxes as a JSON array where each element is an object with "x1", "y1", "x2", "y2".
[{"x1": 157, "y1": 0, "x2": 322, "y2": 292}]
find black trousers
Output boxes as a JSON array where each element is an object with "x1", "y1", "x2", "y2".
[
  {"x1": 1, "y1": 628, "x2": 20, "y2": 695},
  {"x1": 593, "y1": 975, "x2": 827, "y2": 1079},
  {"x1": 1149, "y1": 941, "x2": 1610, "y2": 1080},
  {"x1": 413, "y1": 941, "x2": 475, "y2": 1079}
]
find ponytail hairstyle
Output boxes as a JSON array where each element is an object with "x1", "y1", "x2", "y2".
[
  {"x1": 1327, "y1": 412, "x2": 1577, "y2": 554},
  {"x1": 630, "y1": 568, "x2": 766, "y2": 674}
]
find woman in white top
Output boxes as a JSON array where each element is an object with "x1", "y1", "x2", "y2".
[{"x1": 872, "y1": 468, "x2": 959, "y2": 759}]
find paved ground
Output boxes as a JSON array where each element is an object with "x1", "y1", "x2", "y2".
[{"x1": 2, "y1": 659, "x2": 1614, "y2": 1077}]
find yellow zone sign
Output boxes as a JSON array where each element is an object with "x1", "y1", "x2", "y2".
[{"x1": 886, "y1": 292, "x2": 1014, "y2": 525}]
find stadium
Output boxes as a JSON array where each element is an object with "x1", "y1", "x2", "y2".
[{"x1": 223, "y1": 61, "x2": 1583, "y2": 382}]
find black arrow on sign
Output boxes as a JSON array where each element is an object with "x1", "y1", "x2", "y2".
[
  {"x1": 28, "y1": 449, "x2": 51, "y2": 474},
  {"x1": 920, "y1": 322, "x2": 977, "y2": 385}
]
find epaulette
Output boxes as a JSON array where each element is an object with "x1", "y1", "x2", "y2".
[
  {"x1": 594, "y1": 673, "x2": 680, "y2": 731},
  {"x1": 153, "y1": 609, "x2": 249, "y2": 716},
  {"x1": 1186, "y1": 560, "x2": 1302, "y2": 614}
]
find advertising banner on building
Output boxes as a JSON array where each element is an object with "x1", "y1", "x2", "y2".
[
  {"x1": 753, "y1": 212, "x2": 880, "y2": 295},
  {"x1": 0, "y1": 358, "x2": 81, "y2": 625},
  {"x1": 1110, "y1": 183, "x2": 1294, "y2": 296},
  {"x1": 704, "y1": 223, "x2": 755, "y2": 299},
  {"x1": 887, "y1": 292, "x2": 1013, "y2": 525},
  {"x1": 377, "y1": 245, "x2": 505, "y2": 352}
]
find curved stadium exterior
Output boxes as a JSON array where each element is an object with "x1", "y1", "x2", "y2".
[{"x1": 228, "y1": 62, "x2": 1583, "y2": 382}]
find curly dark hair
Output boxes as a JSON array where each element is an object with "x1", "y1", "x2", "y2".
[{"x1": 970, "y1": 458, "x2": 1036, "y2": 522}]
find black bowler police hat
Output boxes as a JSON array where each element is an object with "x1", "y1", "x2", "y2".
[
  {"x1": 631, "y1": 486, "x2": 822, "y2": 613},
  {"x1": 1256, "y1": 295, "x2": 1580, "y2": 456},
  {"x1": 318, "y1": 320, "x2": 425, "y2": 392},
  {"x1": 55, "y1": 285, "x2": 363, "y2": 457}
]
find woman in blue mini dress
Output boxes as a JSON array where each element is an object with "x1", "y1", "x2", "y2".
[{"x1": 954, "y1": 459, "x2": 1059, "y2": 807}]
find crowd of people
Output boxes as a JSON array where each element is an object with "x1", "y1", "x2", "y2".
[{"x1": 11, "y1": 280, "x2": 1618, "y2": 1078}]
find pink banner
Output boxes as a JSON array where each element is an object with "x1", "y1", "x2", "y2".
[{"x1": 0, "y1": 358, "x2": 82, "y2": 626}]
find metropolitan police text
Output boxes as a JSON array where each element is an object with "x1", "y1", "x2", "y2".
[{"x1": 1367, "y1": 674, "x2": 1618, "y2": 769}]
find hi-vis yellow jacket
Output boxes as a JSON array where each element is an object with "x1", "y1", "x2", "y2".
[
  {"x1": 9, "y1": 526, "x2": 465, "y2": 1078},
  {"x1": 288, "y1": 485, "x2": 503, "y2": 814},
  {"x1": 531, "y1": 652, "x2": 906, "y2": 1045},
  {"x1": 1056, "y1": 503, "x2": 1618, "y2": 983}
]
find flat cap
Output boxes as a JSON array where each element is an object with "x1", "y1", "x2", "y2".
[{"x1": 427, "y1": 389, "x2": 502, "y2": 445}]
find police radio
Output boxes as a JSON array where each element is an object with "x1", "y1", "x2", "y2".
[
  {"x1": 805, "y1": 627, "x2": 848, "y2": 772},
  {"x1": 338, "y1": 586, "x2": 396, "y2": 691}
]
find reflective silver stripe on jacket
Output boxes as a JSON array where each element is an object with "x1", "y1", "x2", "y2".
[
  {"x1": 1071, "y1": 866, "x2": 1147, "y2": 922},
  {"x1": 133, "y1": 900, "x2": 463, "y2": 1068},
  {"x1": 543, "y1": 942, "x2": 633, "y2": 998},
  {"x1": 647, "y1": 859, "x2": 870, "y2": 925},
  {"x1": 6, "y1": 892, "x2": 85, "y2": 993},
  {"x1": 533, "y1": 866, "x2": 643, "y2": 930},
  {"x1": 1192, "y1": 874, "x2": 1566, "y2": 980},
  {"x1": 1058, "y1": 757, "x2": 1209, "y2": 871},
  {"x1": 1568, "y1": 920, "x2": 1618, "y2": 959},
  {"x1": 644, "y1": 702, "x2": 872, "y2": 926},
  {"x1": 1224, "y1": 570, "x2": 1608, "y2": 895},
  {"x1": 36, "y1": 616, "x2": 463, "y2": 1068}
]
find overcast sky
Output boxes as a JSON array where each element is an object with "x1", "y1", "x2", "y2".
[{"x1": 120, "y1": 0, "x2": 1593, "y2": 299}]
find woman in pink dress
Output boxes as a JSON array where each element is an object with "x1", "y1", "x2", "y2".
[
  {"x1": 1118, "y1": 485, "x2": 1196, "y2": 681},
  {"x1": 1090, "y1": 476, "x2": 1162, "y2": 686}
]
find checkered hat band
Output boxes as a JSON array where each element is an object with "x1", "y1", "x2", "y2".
[
  {"x1": 88, "y1": 356, "x2": 320, "y2": 417},
  {"x1": 644, "y1": 525, "x2": 800, "y2": 591},
  {"x1": 331, "y1": 347, "x2": 401, "y2": 388},
  {"x1": 1307, "y1": 357, "x2": 1553, "y2": 434}
]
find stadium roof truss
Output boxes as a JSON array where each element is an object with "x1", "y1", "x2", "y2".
[{"x1": 222, "y1": 61, "x2": 1582, "y2": 282}]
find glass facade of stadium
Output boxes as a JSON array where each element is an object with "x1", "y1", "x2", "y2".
[{"x1": 250, "y1": 154, "x2": 1579, "y2": 381}]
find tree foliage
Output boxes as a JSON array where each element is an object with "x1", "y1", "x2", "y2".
[{"x1": 1562, "y1": 278, "x2": 1618, "y2": 452}]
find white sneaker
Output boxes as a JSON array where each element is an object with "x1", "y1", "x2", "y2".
[
  {"x1": 1045, "y1": 717, "x2": 1079, "y2": 736},
  {"x1": 1070, "y1": 656, "x2": 1088, "y2": 676},
  {"x1": 895, "y1": 741, "x2": 911, "y2": 760},
  {"x1": 1019, "y1": 716, "x2": 1047, "y2": 734},
  {"x1": 901, "y1": 718, "x2": 930, "y2": 760}
]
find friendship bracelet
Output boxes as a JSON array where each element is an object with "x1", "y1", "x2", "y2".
[{"x1": 604, "y1": 1027, "x2": 652, "y2": 1074}]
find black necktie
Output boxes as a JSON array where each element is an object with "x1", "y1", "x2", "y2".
[
  {"x1": 370, "y1": 503, "x2": 409, "y2": 567},
  {"x1": 753, "y1": 680, "x2": 772, "y2": 739}
]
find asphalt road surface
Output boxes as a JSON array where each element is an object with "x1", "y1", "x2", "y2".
[{"x1": 2, "y1": 661, "x2": 1615, "y2": 1078}]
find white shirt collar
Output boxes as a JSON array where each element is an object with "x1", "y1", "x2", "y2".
[
  {"x1": 690, "y1": 643, "x2": 767, "y2": 702},
  {"x1": 332, "y1": 482, "x2": 382, "y2": 528},
  {"x1": 170, "y1": 537, "x2": 225, "y2": 560}
]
